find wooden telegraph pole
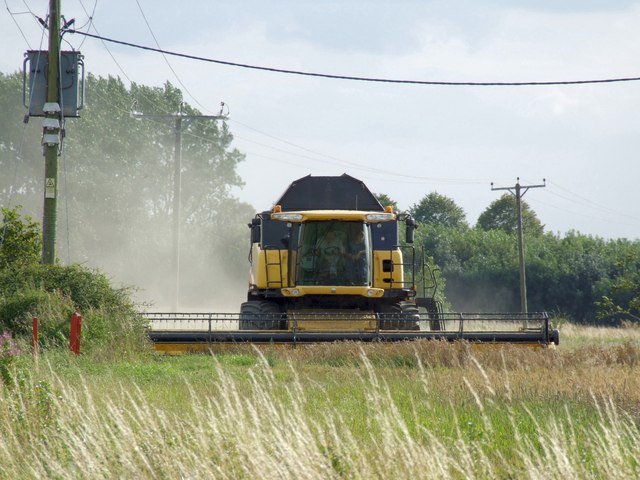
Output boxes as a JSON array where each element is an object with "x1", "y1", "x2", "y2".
[
  {"x1": 491, "y1": 178, "x2": 546, "y2": 316},
  {"x1": 131, "y1": 105, "x2": 227, "y2": 311},
  {"x1": 41, "y1": 0, "x2": 62, "y2": 264}
]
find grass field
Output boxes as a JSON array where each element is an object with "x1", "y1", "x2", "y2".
[{"x1": 1, "y1": 323, "x2": 639, "y2": 479}]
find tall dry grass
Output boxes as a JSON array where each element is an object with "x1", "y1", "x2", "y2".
[
  {"x1": 212, "y1": 338, "x2": 640, "y2": 416},
  {"x1": 1, "y1": 345, "x2": 639, "y2": 479},
  {"x1": 559, "y1": 322, "x2": 640, "y2": 348}
]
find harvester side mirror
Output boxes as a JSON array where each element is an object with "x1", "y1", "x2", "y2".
[
  {"x1": 405, "y1": 218, "x2": 415, "y2": 244},
  {"x1": 250, "y1": 218, "x2": 261, "y2": 243}
]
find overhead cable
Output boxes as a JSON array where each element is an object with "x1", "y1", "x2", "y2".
[
  {"x1": 4, "y1": 0, "x2": 40, "y2": 48},
  {"x1": 76, "y1": 0, "x2": 97, "y2": 49},
  {"x1": 67, "y1": 30, "x2": 640, "y2": 87}
]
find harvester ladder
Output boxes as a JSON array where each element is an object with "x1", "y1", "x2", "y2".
[{"x1": 264, "y1": 247, "x2": 285, "y2": 288}]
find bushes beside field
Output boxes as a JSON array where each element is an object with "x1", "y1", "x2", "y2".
[
  {"x1": 0, "y1": 264, "x2": 148, "y2": 355},
  {"x1": 417, "y1": 225, "x2": 640, "y2": 324},
  {"x1": 0, "y1": 207, "x2": 148, "y2": 356}
]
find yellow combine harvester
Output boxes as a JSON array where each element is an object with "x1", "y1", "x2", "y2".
[{"x1": 147, "y1": 174, "x2": 559, "y2": 350}]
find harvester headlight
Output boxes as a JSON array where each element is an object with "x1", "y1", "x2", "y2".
[
  {"x1": 367, "y1": 289, "x2": 375, "y2": 297},
  {"x1": 272, "y1": 212, "x2": 304, "y2": 221},
  {"x1": 292, "y1": 288, "x2": 300, "y2": 296},
  {"x1": 366, "y1": 213, "x2": 395, "y2": 222}
]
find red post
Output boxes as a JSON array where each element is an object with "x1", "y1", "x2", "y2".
[
  {"x1": 69, "y1": 312, "x2": 82, "y2": 356},
  {"x1": 32, "y1": 316, "x2": 39, "y2": 358}
]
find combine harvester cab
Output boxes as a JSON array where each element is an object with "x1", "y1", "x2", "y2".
[
  {"x1": 242, "y1": 173, "x2": 426, "y2": 333},
  {"x1": 147, "y1": 174, "x2": 559, "y2": 350}
]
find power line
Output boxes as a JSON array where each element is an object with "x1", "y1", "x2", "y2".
[
  {"x1": 227, "y1": 121, "x2": 487, "y2": 183},
  {"x1": 57, "y1": 77, "x2": 640, "y2": 227},
  {"x1": 89, "y1": 84, "x2": 487, "y2": 190},
  {"x1": 3, "y1": 0, "x2": 41, "y2": 48},
  {"x1": 76, "y1": 0, "x2": 172, "y2": 115},
  {"x1": 74, "y1": 6, "x2": 133, "y2": 84},
  {"x1": 232, "y1": 132, "x2": 487, "y2": 183},
  {"x1": 545, "y1": 180, "x2": 640, "y2": 222},
  {"x1": 133, "y1": 0, "x2": 214, "y2": 114},
  {"x1": 67, "y1": 30, "x2": 640, "y2": 87},
  {"x1": 75, "y1": 0, "x2": 97, "y2": 49},
  {"x1": 74, "y1": 1, "x2": 175, "y2": 116},
  {"x1": 2, "y1": 0, "x2": 48, "y2": 212},
  {"x1": 527, "y1": 195, "x2": 640, "y2": 230},
  {"x1": 60, "y1": 26, "x2": 618, "y2": 189},
  {"x1": 38, "y1": 20, "x2": 636, "y2": 205},
  {"x1": 131, "y1": 106, "x2": 227, "y2": 311},
  {"x1": 164, "y1": 113, "x2": 489, "y2": 184},
  {"x1": 73, "y1": 2, "x2": 220, "y2": 118}
]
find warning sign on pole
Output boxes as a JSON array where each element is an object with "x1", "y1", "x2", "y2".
[{"x1": 45, "y1": 177, "x2": 55, "y2": 198}]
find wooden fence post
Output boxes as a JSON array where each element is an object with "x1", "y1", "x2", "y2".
[
  {"x1": 69, "y1": 312, "x2": 82, "y2": 356},
  {"x1": 32, "y1": 316, "x2": 39, "y2": 359}
]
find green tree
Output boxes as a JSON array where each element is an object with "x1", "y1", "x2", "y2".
[
  {"x1": 596, "y1": 252, "x2": 640, "y2": 324},
  {"x1": 374, "y1": 193, "x2": 398, "y2": 212},
  {"x1": 476, "y1": 194, "x2": 544, "y2": 236},
  {"x1": 0, "y1": 206, "x2": 41, "y2": 269},
  {"x1": 0, "y1": 72, "x2": 43, "y2": 212},
  {"x1": 409, "y1": 192, "x2": 467, "y2": 229},
  {"x1": 0, "y1": 72, "x2": 254, "y2": 308},
  {"x1": 417, "y1": 222, "x2": 640, "y2": 323}
]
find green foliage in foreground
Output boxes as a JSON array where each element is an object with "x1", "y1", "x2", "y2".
[
  {"x1": 0, "y1": 207, "x2": 148, "y2": 356},
  {"x1": 0, "y1": 266, "x2": 148, "y2": 355},
  {"x1": 0, "y1": 341, "x2": 639, "y2": 479}
]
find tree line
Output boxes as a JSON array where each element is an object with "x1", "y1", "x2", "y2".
[{"x1": 378, "y1": 191, "x2": 640, "y2": 324}]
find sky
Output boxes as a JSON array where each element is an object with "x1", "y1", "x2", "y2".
[{"x1": 3, "y1": 0, "x2": 640, "y2": 240}]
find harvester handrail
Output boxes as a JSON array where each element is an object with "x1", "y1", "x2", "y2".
[
  {"x1": 143, "y1": 310, "x2": 558, "y2": 346},
  {"x1": 428, "y1": 263, "x2": 438, "y2": 299},
  {"x1": 381, "y1": 243, "x2": 415, "y2": 290}
]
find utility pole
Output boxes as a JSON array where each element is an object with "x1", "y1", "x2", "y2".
[
  {"x1": 173, "y1": 112, "x2": 182, "y2": 311},
  {"x1": 491, "y1": 178, "x2": 546, "y2": 318},
  {"x1": 41, "y1": 0, "x2": 61, "y2": 264},
  {"x1": 131, "y1": 106, "x2": 226, "y2": 311}
]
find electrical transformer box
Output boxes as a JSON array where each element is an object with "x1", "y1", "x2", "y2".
[{"x1": 23, "y1": 50, "x2": 84, "y2": 117}]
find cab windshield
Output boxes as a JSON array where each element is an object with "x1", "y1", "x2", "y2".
[{"x1": 295, "y1": 221, "x2": 370, "y2": 286}]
